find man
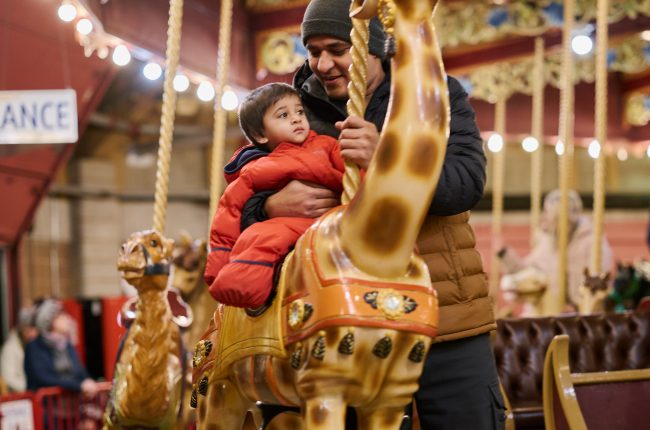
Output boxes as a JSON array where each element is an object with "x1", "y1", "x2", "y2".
[{"x1": 241, "y1": 0, "x2": 505, "y2": 428}]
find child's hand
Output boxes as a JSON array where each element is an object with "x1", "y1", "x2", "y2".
[
  {"x1": 336, "y1": 115, "x2": 379, "y2": 170},
  {"x1": 265, "y1": 180, "x2": 339, "y2": 218}
]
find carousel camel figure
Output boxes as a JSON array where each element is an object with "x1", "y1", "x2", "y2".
[
  {"x1": 577, "y1": 268, "x2": 610, "y2": 314},
  {"x1": 193, "y1": 1, "x2": 448, "y2": 429},
  {"x1": 104, "y1": 230, "x2": 185, "y2": 429}
]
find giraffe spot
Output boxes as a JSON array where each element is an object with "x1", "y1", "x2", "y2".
[
  {"x1": 408, "y1": 263, "x2": 422, "y2": 278},
  {"x1": 399, "y1": 1, "x2": 415, "y2": 19},
  {"x1": 375, "y1": 132, "x2": 400, "y2": 173},
  {"x1": 389, "y1": 86, "x2": 403, "y2": 119},
  {"x1": 418, "y1": 22, "x2": 434, "y2": 47},
  {"x1": 394, "y1": 38, "x2": 410, "y2": 65},
  {"x1": 199, "y1": 398, "x2": 206, "y2": 418},
  {"x1": 211, "y1": 386, "x2": 223, "y2": 407},
  {"x1": 408, "y1": 135, "x2": 439, "y2": 177},
  {"x1": 362, "y1": 198, "x2": 408, "y2": 254},
  {"x1": 206, "y1": 424, "x2": 220, "y2": 430},
  {"x1": 310, "y1": 404, "x2": 329, "y2": 425}
]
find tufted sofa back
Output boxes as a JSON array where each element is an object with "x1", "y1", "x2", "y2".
[{"x1": 493, "y1": 310, "x2": 650, "y2": 429}]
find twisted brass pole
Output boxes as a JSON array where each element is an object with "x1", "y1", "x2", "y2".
[
  {"x1": 552, "y1": 0, "x2": 576, "y2": 314},
  {"x1": 592, "y1": 0, "x2": 608, "y2": 273},
  {"x1": 530, "y1": 37, "x2": 544, "y2": 247},
  {"x1": 489, "y1": 98, "x2": 506, "y2": 296},
  {"x1": 341, "y1": 0, "x2": 370, "y2": 204},
  {"x1": 152, "y1": 0, "x2": 184, "y2": 234},
  {"x1": 209, "y1": 0, "x2": 234, "y2": 221}
]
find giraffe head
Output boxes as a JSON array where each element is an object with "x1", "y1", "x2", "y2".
[
  {"x1": 117, "y1": 229, "x2": 174, "y2": 292},
  {"x1": 171, "y1": 231, "x2": 207, "y2": 298},
  {"x1": 578, "y1": 268, "x2": 610, "y2": 314}
]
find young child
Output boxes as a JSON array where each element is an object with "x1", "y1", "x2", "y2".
[{"x1": 204, "y1": 83, "x2": 345, "y2": 309}]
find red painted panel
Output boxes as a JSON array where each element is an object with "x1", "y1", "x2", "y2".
[
  {"x1": 101, "y1": 296, "x2": 129, "y2": 381},
  {"x1": 61, "y1": 299, "x2": 86, "y2": 366}
]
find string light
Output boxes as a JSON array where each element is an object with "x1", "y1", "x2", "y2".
[
  {"x1": 112, "y1": 45, "x2": 131, "y2": 66},
  {"x1": 647, "y1": 145, "x2": 650, "y2": 159},
  {"x1": 642, "y1": 30, "x2": 650, "y2": 42},
  {"x1": 555, "y1": 140, "x2": 565, "y2": 156},
  {"x1": 173, "y1": 74, "x2": 190, "y2": 92},
  {"x1": 197, "y1": 81, "x2": 216, "y2": 102},
  {"x1": 587, "y1": 139, "x2": 601, "y2": 159},
  {"x1": 57, "y1": 3, "x2": 77, "y2": 22},
  {"x1": 521, "y1": 136, "x2": 539, "y2": 153},
  {"x1": 143, "y1": 62, "x2": 163, "y2": 80},
  {"x1": 487, "y1": 133, "x2": 504, "y2": 153},
  {"x1": 616, "y1": 148, "x2": 628, "y2": 161},
  {"x1": 221, "y1": 89, "x2": 239, "y2": 111},
  {"x1": 571, "y1": 35, "x2": 593, "y2": 56},
  {"x1": 75, "y1": 18, "x2": 93, "y2": 35}
]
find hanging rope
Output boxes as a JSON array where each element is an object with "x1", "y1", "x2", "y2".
[
  {"x1": 341, "y1": 0, "x2": 371, "y2": 205},
  {"x1": 208, "y1": 0, "x2": 234, "y2": 220},
  {"x1": 530, "y1": 37, "x2": 544, "y2": 247},
  {"x1": 554, "y1": 0, "x2": 576, "y2": 314},
  {"x1": 489, "y1": 98, "x2": 506, "y2": 296},
  {"x1": 592, "y1": 0, "x2": 609, "y2": 273},
  {"x1": 152, "y1": 0, "x2": 184, "y2": 234}
]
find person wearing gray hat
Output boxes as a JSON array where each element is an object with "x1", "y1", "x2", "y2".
[{"x1": 241, "y1": 1, "x2": 503, "y2": 428}]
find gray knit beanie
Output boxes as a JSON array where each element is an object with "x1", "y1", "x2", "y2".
[
  {"x1": 34, "y1": 299, "x2": 63, "y2": 334},
  {"x1": 301, "y1": 0, "x2": 386, "y2": 59}
]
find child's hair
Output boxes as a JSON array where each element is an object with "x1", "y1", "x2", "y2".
[{"x1": 238, "y1": 83, "x2": 301, "y2": 146}]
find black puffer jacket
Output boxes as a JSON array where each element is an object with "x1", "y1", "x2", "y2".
[{"x1": 240, "y1": 61, "x2": 486, "y2": 228}]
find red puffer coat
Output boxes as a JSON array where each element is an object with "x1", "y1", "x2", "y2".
[{"x1": 205, "y1": 131, "x2": 344, "y2": 308}]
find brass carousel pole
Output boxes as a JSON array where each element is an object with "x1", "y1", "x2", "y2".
[
  {"x1": 552, "y1": 0, "x2": 576, "y2": 314},
  {"x1": 208, "y1": 0, "x2": 234, "y2": 219},
  {"x1": 592, "y1": 0, "x2": 608, "y2": 273},
  {"x1": 530, "y1": 37, "x2": 544, "y2": 246},
  {"x1": 490, "y1": 98, "x2": 506, "y2": 296},
  {"x1": 341, "y1": 0, "x2": 371, "y2": 204},
  {"x1": 152, "y1": 0, "x2": 184, "y2": 234}
]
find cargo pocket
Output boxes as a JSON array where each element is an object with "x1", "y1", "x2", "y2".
[{"x1": 489, "y1": 383, "x2": 507, "y2": 430}]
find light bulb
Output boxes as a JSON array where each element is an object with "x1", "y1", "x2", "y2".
[
  {"x1": 487, "y1": 133, "x2": 504, "y2": 153},
  {"x1": 112, "y1": 45, "x2": 131, "y2": 66},
  {"x1": 173, "y1": 74, "x2": 190, "y2": 92},
  {"x1": 143, "y1": 63, "x2": 163, "y2": 80},
  {"x1": 221, "y1": 90, "x2": 239, "y2": 111},
  {"x1": 75, "y1": 18, "x2": 93, "y2": 35},
  {"x1": 587, "y1": 139, "x2": 601, "y2": 159},
  {"x1": 616, "y1": 148, "x2": 628, "y2": 161},
  {"x1": 57, "y1": 4, "x2": 77, "y2": 22},
  {"x1": 197, "y1": 81, "x2": 215, "y2": 101},
  {"x1": 555, "y1": 140, "x2": 565, "y2": 156},
  {"x1": 521, "y1": 136, "x2": 539, "y2": 153},
  {"x1": 571, "y1": 35, "x2": 593, "y2": 56}
]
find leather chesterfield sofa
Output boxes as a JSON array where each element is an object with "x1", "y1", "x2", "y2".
[{"x1": 492, "y1": 309, "x2": 650, "y2": 430}]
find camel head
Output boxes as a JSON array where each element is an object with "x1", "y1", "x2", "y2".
[
  {"x1": 172, "y1": 231, "x2": 207, "y2": 298},
  {"x1": 578, "y1": 268, "x2": 610, "y2": 314},
  {"x1": 117, "y1": 229, "x2": 174, "y2": 292}
]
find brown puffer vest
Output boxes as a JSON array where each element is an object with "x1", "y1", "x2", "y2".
[{"x1": 417, "y1": 211, "x2": 496, "y2": 343}]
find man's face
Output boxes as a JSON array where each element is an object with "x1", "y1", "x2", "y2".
[{"x1": 306, "y1": 36, "x2": 384, "y2": 101}]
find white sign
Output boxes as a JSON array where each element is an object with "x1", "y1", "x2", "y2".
[
  {"x1": 0, "y1": 398, "x2": 34, "y2": 430},
  {"x1": 0, "y1": 89, "x2": 78, "y2": 144}
]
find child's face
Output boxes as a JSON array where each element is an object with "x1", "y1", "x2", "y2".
[{"x1": 258, "y1": 94, "x2": 310, "y2": 149}]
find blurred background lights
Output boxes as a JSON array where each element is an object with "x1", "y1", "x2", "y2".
[
  {"x1": 487, "y1": 133, "x2": 504, "y2": 153},
  {"x1": 555, "y1": 140, "x2": 565, "y2": 156},
  {"x1": 616, "y1": 148, "x2": 628, "y2": 161},
  {"x1": 197, "y1": 81, "x2": 215, "y2": 101},
  {"x1": 57, "y1": 4, "x2": 77, "y2": 22},
  {"x1": 75, "y1": 18, "x2": 93, "y2": 35},
  {"x1": 647, "y1": 145, "x2": 650, "y2": 158},
  {"x1": 521, "y1": 136, "x2": 539, "y2": 153},
  {"x1": 587, "y1": 139, "x2": 601, "y2": 159},
  {"x1": 571, "y1": 34, "x2": 593, "y2": 56},
  {"x1": 143, "y1": 62, "x2": 163, "y2": 80},
  {"x1": 173, "y1": 74, "x2": 190, "y2": 92},
  {"x1": 221, "y1": 90, "x2": 239, "y2": 111},
  {"x1": 112, "y1": 45, "x2": 131, "y2": 66}
]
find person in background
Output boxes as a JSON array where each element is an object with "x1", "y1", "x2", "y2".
[
  {"x1": 498, "y1": 189, "x2": 613, "y2": 310},
  {"x1": 0, "y1": 305, "x2": 38, "y2": 392},
  {"x1": 24, "y1": 298, "x2": 98, "y2": 397}
]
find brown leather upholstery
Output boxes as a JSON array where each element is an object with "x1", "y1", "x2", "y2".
[{"x1": 493, "y1": 310, "x2": 650, "y2": 430}]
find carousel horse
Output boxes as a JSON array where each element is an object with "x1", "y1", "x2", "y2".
[
  {"x1": 499, "y1": 267, "x2": 548, "y2": 317},
  {"x1": 577, "y1": 268, "x2": 610, "y2": 314},
  {"x1": 104, "y1": 230, "x2": 189, "y2": 429},
  {"x1": 192, "y1": 1, "x2": 447, "y2": 429}
]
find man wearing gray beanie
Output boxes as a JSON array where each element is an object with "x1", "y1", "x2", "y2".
[{"x1": 242, "y1": 1, "x2": 503, "y2": 428}]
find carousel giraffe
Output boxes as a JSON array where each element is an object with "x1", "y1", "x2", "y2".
[
  {"x1": 104, "y1": 230, "x2": 185, "y2": 429},
  {"x1": 577, "y1": 268, "x2": 610, "y2": 314},
  {"x1": 193, "y1": 1, "x2": 448, "y2": 428}
]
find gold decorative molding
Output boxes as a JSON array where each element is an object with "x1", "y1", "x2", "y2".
[
  {"x1": 245, "y1": 0, "x2": 309, "y2": 13},
  {"x1": 255, "y1": 25, "x2": 305, "y2": 77},
  {"x1": 626, "y1": 93, "x2": 650, "y2": 127}
]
